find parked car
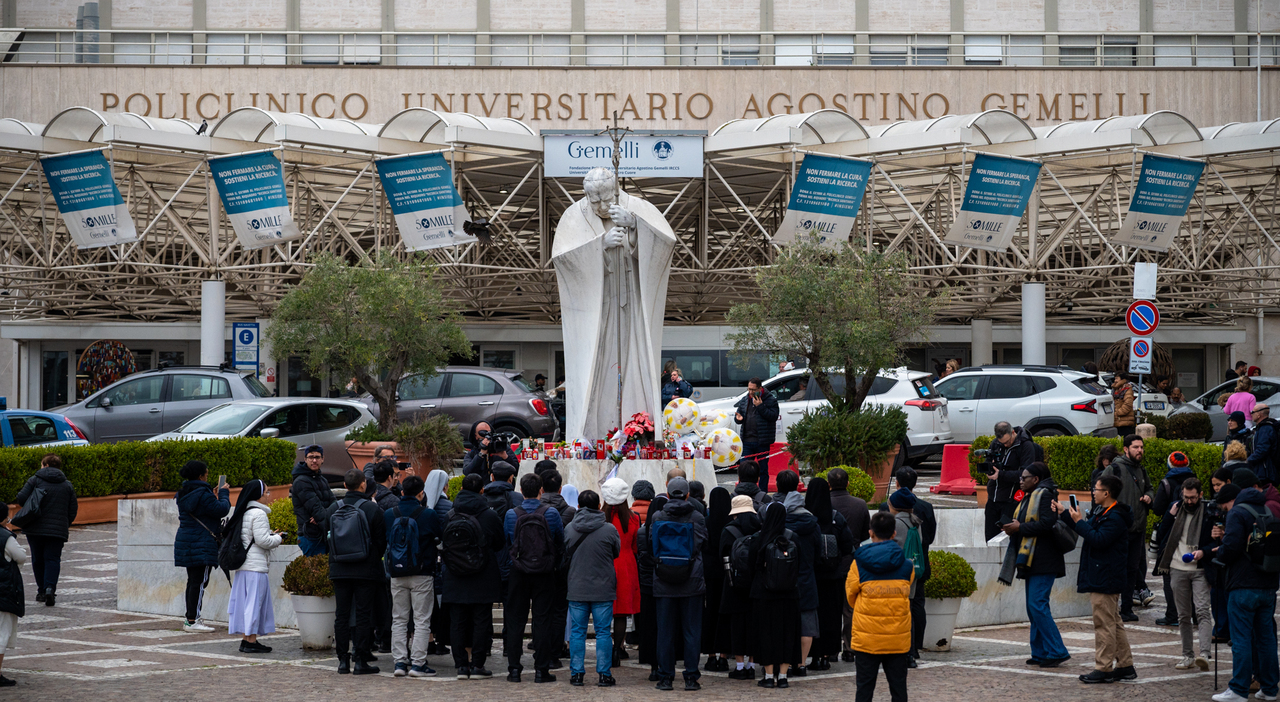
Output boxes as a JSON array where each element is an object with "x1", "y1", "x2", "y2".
[
  {"x1": 55, "y1": 365, "x2": 272, "y2": 443},
  {"x1": 698, "y1": 367, "x2": 953, "y2": 466},
  {"x1": 0, "y1": 397, "x2": 90, "y2": 449},
  {"x1": 1099, "y1": 372, "x2": 1172, "y2": 418},
  {"x1": 933, "y1": 365, "x2": 1115, "y2": 442},
  {"x1": 359, "y1": 366, "x2": 558, "y2": 446},
  {"x1": 146, "y1": 398, "x2": 374, "y2": 482},
  {"x1": 1169, "y1": 375, "x2": 1280, "y2": 442}
]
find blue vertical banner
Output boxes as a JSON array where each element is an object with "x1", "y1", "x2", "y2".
[
  {"x1": 40, "y1": 151, "x2": 138, "y2": 249},
  {"x1": 1115, "y1": 154, "x2": 1204, "y2": 252},
  {"x1": 375, "y1": 152, "x2": 474, "y2": 251},
  {"x1": 776, "y1": 154, "x2": 873, "y2": 246},
  {"x1": 944, "y1": 153, "x2": 1042, "y2": 252},
  {"x1": 208, "y1": 151, "x2": 301, "y2": 250}
]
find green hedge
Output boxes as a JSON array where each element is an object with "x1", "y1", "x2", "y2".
[
  {"x1": 813, "y1": 466, "x2": 876, "y2": 502},
  {"x1": 967, "y1": 434, "x2": 1223, "y2": 492},
  {"x1": 0, "y1": 437, "x2": 298, "y2": 502}
]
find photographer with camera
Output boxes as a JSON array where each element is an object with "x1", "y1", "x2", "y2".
[
  {"x1": 979, "y1": 422, "x2": 1036, "y2": 542},
  {"x1": 463, "y1": 421, "x2": 519, "y2": 479}
]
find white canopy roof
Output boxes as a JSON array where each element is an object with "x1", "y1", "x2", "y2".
[
  {"x1": 42, "y1": 107, "x2": 198, "y2": 141},
  {"x1": 1035, "y1": 110, "x2": 1202, "y2": 145}
]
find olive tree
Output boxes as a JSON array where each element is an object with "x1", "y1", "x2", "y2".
[
  {"x1": 726, "y1": 234, "x2": 941, "y2": 413},
  {"x1": 266, "y1": 252, "x2": 471, "y2": 432}
]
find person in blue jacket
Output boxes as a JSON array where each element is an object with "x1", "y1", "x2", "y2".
[
  {"x1": 173, "y1": 460, "x2": 231, "y2": 633},
  {"x1": 662, "y1": 369, "x2": 693, "y2": 409}
]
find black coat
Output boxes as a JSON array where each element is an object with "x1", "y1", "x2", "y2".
[
  {"x1": 1010, "y1": 480, "x2": 1065, "y2": 579},
  {"x1": 291, "y1": 462, "x2": 336, "y2": 542},
  {"x1": 13, "y1": 467, "x2": 78, "y2": 541},
  {"x1": 816, "y1": 511, "x2": 856, "y2": 582},
  {"x1": 324, "y1": 494, "x2": 388, "y2": 581},
  {"x1": 1068, "y1": 501, "x2": 1134, "y2": 594},
  {"x1": 986, "y1": 428, "x2": 1035, "y2": 504},
  {"x1": 173, "y1": 480, "x2": 231, "y2": 568},
  {"x1": 0, "y1": 528, "x2": 22, "y2": 618},
  {"x1": 783, "y1": 504, "x2": 821, "y2": 610},
  {"x1": 440, "y1": 489, "x2": 507, "y2": 604},
  {"x1": 1219, "y1": 488, "x2": 1280, "y2": 592},
  {"x1": 734, "y1": 389, "x2": 780, "y2": 445},
  {"x1": 719, "y1": 512, "x2": 762, "y2": 613},
  {"x1": 830, "y1": 489, "x2": 870, "y2": 544}
]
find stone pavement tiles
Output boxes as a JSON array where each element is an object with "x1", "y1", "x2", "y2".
[{"x1": 0, "y1": 522, "x2": 1250, "y2": 701}]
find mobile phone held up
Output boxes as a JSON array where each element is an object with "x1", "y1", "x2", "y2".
[
  {"x1": 216, "y1": 475, "x2": 227, "y2": 490},
  {"x1": 1069, "y1": 494, "x2": 1079, "y2": 511}
]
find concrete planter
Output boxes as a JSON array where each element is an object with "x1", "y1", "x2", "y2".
[
  {"x1": 290, "y1": 594, "x2": 336, "y2": 649},
  {"x1": 922, "y1": 597, "x2": 963, "y2": 651},
  {"x1": 9, "y1": 484, "x2": 292, "y2": 527}
]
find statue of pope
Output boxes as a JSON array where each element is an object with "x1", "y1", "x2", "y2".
[{"x1": 552, "y1": 167, "x2": 677, "y2": 443}]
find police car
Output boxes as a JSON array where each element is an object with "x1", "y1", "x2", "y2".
[{"x1": 0, "y1": 397, "x2": 91, "y2": 448}]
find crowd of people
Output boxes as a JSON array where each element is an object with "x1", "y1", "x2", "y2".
[{"x1": 984, "y1": 414, "x2": 1280, "y2": 699}]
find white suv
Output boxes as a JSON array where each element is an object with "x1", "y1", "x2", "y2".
[
  {"x1": 698, "y1": 367, "x2": 954, "y2": 466},
  {"x1": 933, "y1": 365, "x2": 1115, "y2": 442}
]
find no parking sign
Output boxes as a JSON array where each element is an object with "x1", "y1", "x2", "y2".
[{"x1": 1129, "y1": 337, "x2": 1152, "y2": 375}]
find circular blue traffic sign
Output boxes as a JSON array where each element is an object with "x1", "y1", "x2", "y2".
[
  {"x1": 1133, "y1": 339, "x2": 1150, "y2": 357},
  {"x1": 1126, "y1": 300, "x2": 1159, "y2": 336}
]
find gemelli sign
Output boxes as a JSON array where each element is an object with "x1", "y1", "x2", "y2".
[
  {"x1": 40, "y1": 151, "x2": 138, "y2": 249},
  {"x1": 543, "y1": 135, "x2": 703, "y2": 178},
  {"x1": 208, "y1": 151, "x2": 301, "y2": 250},
  {"x1": 944, "y1": 154, "x2": 1042, "y2": 252}
]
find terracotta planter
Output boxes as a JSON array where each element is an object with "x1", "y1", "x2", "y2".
[
  {"x1": 861, "y1": 444, "x2": 902, "y2": 503},
  {"x1": 6, "y1": 484, "x2": 292, "y2": 527}
]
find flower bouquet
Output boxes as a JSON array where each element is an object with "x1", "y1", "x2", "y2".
[{"x1": 623, "y1": 412, "x2": 655, "y2": 444}]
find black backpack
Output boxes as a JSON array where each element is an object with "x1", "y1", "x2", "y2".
[
  {"x1": 441, "y1": 509, "x2": 488, "y2": 577},
  {"x1": 815, "y1": 530, "x2": 841, "y2": 577},
  {"x1": 217, "y1": 516, "x2": 252, "y2": 572},
  {"x1": 509, "y1": 505, "x2": 556, "y2": 575},
  {"x1": 1241, "y1": 504, "x2": 1280, "y2": 574},
  {"x1": 327, "y1": 498, "x2": 372, "y2": 564},
  {"x1": 724, "y1": 526, "x2": 755, "y2": 588},
  {"x1": 762, "y1": 529, "x2": 799, "y2": 592}
]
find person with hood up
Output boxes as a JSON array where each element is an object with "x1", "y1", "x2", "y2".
[
  {"x1": 564, "y1": 490, "x2": 622, "y2": 687},
  {"x1": 225, "y1": 480, "x2": 284, "y2": 654},
  {"x1": 701, "y1": 487, "x2": 731, "y2": 672},
  {"x1": 462, "y1": 421, "x2": 518, "y2": 478},
  {"x1": 984, "y1": 422, "x2": 1036, "y2": 541},
  {"x1": 719, "y1": 494, "x2": 763, "y2": 680},
  {"x1": 1153, "y1": 477, "x2": 1214, "y2": 672},
  {"x1": 1057, "y1": 474, "x2": 1137, "y2": 684},
  {"x1": 12, "y1": 454, "x2": 77, "y2": 607},
  {"x1": 1101, "y1": 434, "x2": 1155, "y2": 621},
  {"x1": 845, "y1": 511, "x2": 914, "y2": 702},
  {"x1": 1214, "y1": 475, "x2": 1279, "y2": 702},
  {"x1": 423, "y1": 469, "x2": 453, "y2": 657},
  {"x1": 291, "y1": 444, "x2": 335, "y2": 556},
  {"x1": 997, "y1": 462, "x2": 1070, "y2": 668},
  {"x1": 750, "y1": 503, "x2": 801, "y2": 689},
  {"x1": 173, "y1": 460, "x2": 231, "y2": 632},
  {"x1": 640, "y1": 478, "x2": 708, "y2": 691},
  {"x1": 776, "y1": 471, "x2": 821, "y2": 677},
  {"x1": 631, "y1": 481, "x2": 656, "y2": 523},
  {"x1": 878, "y1": 468, "x2": 936, "y2": 666},
  {"x1": 1151, "y1": 451, "x2": 1195, "y2": 626},
  {"x1": 1224, "y1": 411, "x2": 1253, "y2": 460},
  {"x1": 601, "y1": 478, "x2": 640, "y2": 668},
  {"x1": 441, "y1": 474, "x2": 506, "y2": 680},
  {"x1": 805, "y1": 478, "x2": 855, "y2": 670},
  {"x1": 635, "y1": 494, "x2": 669, "y2": 679}
]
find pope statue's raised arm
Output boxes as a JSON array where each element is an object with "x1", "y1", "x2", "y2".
[{"x1": 551, "y1": 167, "x2": 677, "y2": 443}]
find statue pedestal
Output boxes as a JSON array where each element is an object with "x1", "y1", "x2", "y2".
[{"x1": 517, "y1": 458, "x2": 715, "y2": 495}]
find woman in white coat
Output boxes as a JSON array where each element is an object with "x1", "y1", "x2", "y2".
[
  {"x1": 224, "y1": 480, "x2": 283, "y2": 653},
  {"x1": 0, "y1": 515, "x2": 28, "y2": 687}
]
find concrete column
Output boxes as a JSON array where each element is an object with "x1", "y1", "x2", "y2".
[
  {"x1": 972, "y1": 319, "x2": 994, "y2": 367},
  {"x1": 201, "y1": 280, "x2": 226, "y2": 367},
  {"x1": 665, "y1": 0, "x2": 680, "y2": 66},
  {"x1": 1022, "y1": 282, "x2": 1046, "y2": 365},
  {"x1": 256, "y1": 317, "x2": 278, "y2": 395},
  {"x1": 1043, "y1": 0, "x2": 1058, "y2": 66}
]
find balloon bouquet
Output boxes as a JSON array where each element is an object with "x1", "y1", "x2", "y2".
[{"x1": 662, "y1": 398, "x2": 743, "y2": 471}]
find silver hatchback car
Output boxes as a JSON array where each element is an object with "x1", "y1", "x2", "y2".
[{"x1": 147, "y1": 397, "x2": 375, "y2": 482}]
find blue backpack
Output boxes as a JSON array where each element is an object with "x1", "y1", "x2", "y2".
[
  {"x1": 651, "y1": 519, "x2": 696, "y2": 584},
  {"x1": 385, "y1": 505, "x2": 422, "y2": 577}
]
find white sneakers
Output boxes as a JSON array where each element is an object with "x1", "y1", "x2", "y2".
[
  {"x1": 1213, "y1": 690, "x2": 1248, "y2": 702},
  {"x1": 1256, "y1": 691, "x2": 1279, "y2": 701},
  {"x1": 1176, "y1": 657, "x2": 1195, "y2": 670},
  {"x1": 183, "y1": 619, "x2": 215, "y2": 633},
  {"x1": 1196, "y1": 655, "x2": 1210, "y2": 671}
]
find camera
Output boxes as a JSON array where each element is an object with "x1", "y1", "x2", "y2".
[
  {"x1": 487, "y1": 430, "x2": 519, "y2": 456},
  {"x1": 397, "y1": 461, "x2": 412, "y2": 470}
]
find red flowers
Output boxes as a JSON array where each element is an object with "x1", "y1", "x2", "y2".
[{"x1": 623, "y1": 412, "x2": 654, "y2": 439}]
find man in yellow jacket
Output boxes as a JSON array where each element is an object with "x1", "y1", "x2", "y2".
[{"x1": 846, "y1": 511, "x2": 914, "y2": 702}]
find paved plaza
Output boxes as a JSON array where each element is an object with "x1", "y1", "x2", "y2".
[{"x1": 0, "y1": 473, "x2": 1258, "y2": 702}]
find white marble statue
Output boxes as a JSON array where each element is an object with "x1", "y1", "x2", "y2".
[{"x1": 552, "y1": 167, "x2": 677, "y2": 442}]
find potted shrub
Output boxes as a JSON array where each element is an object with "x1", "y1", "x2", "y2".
[
  {"x1": 267, "y1": 497, "x2": 298, "y2": 545},
  {"x1": 282, "y1": 554, "x2": 336, "y2": 649},
  {"x1": 392, "y1": 413, "x2": 465, "y2": 473},
  {"x1": 787, "y1": 405, "x2": 908, "y2": 501},
  {"x1": 345, "y1": 421, "x2": 396, "y2": 471},
  {"x1": 921, "y1": 550, "x2": 978, "y2": 652}
]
